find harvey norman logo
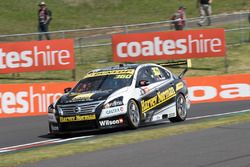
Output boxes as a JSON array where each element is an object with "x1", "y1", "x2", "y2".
[
  {"x1": 0, "y1": 39, "x2": 75, "y2": 74},
  {"x1": 112, "y1": 29, "x2": 226, "y2": 62}
]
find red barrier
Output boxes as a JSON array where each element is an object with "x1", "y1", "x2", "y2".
[
  {"x1": 0, "y1": 82, "x2": 75, "y2": 118},
  {"x1": 185, "y1": 73, "x2": 250, "y2": 103},
  {"x1": 112, "y1": 29, "x2": 226, "y2": 62},
  {"x1": 0, "y1": 74, "x2": 249, "y2": 118},
  {"x1": 0, "y1": 39, "x2": 75, "y2": 74}
]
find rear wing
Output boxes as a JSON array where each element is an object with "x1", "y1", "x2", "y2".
[{"x1": 159, "y1": 59, "x2": 192, "y2": 79}]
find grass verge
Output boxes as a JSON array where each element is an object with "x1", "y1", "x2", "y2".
[
  {"x1": 1, "y1": 0, "x2": 250, "y2": 34},
  {"x1": 1, "y1": 110, "x2": 250, "y2": 167}
]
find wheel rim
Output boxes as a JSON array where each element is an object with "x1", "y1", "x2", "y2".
[
  {"x1": 177, "y1": 95, "x2": 187, "y2": 119},
  {"x1": 128, "y1": 101, "x2": 140, "y2": 127}
]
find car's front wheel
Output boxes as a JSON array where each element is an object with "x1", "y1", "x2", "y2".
[
  {"x1": 127, "y1": 99, "x2": 140, "y2": 129},
  {"x1": 169, "y1": 94, "x2": 187, "y2": 122}
]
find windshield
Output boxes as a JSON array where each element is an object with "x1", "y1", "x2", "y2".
[{"x1": 72, "y1": 74, "x2": 133, "y2": 93}]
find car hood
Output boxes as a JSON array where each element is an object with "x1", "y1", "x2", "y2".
[{"x1": 57, "y1": 90, "x2": 112, "y2": 105}]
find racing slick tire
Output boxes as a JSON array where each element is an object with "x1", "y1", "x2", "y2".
[
  {"x1": 169, "y1": 93, "x2": 187, "y2": 123},
  {"x1": 127, "y1": 99, "x2": 141, "y2": 129}
]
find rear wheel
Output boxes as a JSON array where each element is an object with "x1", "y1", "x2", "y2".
[
  {"x1": 169, "y1": 94, "x2": 187, "y2": 122},
  {"x1": 127, "y1": 99, "x2": 140, "y2": 129}
]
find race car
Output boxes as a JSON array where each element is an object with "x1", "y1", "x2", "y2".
[{"x1": 48, "y1": 61, "x2": 191, "y2": 135}]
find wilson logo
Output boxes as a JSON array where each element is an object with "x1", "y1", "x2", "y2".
[{"x1": 99, "y1": 119, "x2": 124, "y2": 127}]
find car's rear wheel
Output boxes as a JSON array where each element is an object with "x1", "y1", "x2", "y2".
[
  {"x1": 127, "y1": 99, "x2": 140, "y2": 129},
  {"x1": 169, "y1": 94, "x2": 187, "y2": 122}
]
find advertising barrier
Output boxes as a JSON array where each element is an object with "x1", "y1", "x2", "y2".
[
  {"x1": 186, "y1": 73, "x2": 250, "y2": 103},
  {"x1": 0, "y1": 82, "x2": 75, "y2": 118},
  {"x1": 112, "y1": 29, "x2": 226, "y2": 62},
  {"x1": 0, "y1": 39, "x2": 75, "y2": 74},
  {"x1": 0, "y1": 74, "x2": 249, "y2": 118}
]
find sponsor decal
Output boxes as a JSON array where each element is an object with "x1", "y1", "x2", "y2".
[
  {"x1": 72, "y1": 93, "x2": 94, "y2": 101},
  {"x1": 115, "y1": 74, "x2": 133, "y2": 79},
  {"x1": 0, "y1": 82, "x2": 74, "y2": 118},
  {"x1": 112, "y1": 29, "x2": 226, "y2": 62},
  {"x1": 140, "y1": 86, "x2": 151, "y2": 95},
  {"x1": 99, "y1": 118, "x2": 124, "y2": 127},
  {"x1": 141, "y1": 87, "x2": 176, "y2": 113},
  {"x1": 185, "y1": 74, "x2": 250, "y2": 103},
  {"x1": 151, "y1": 67, "x2": 161, "y2": 76},
  {"x1": 59, "y1": 114, "x2": 96, "y2": 123},
  {"x1": 0, "y1": 39, "x2": 75, "y2": 74},
  {"x1": 105, "y1": 107, "x2": 122, "y2": 114},
  {"x1": 176, "y1": 82, "x2": 184, "y2": 91},
  {"x1": 84, "y1": 69, "x2": 135, "y2": 78},
  {"x1": 100, "y1": 106, "x2": 126, "y2": 119}
]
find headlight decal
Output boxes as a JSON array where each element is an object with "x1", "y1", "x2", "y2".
[{"x1": 103, "y1": 96, "x2": 123, "y2": 109}]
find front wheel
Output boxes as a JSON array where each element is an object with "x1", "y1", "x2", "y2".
[
  {"x1": 169, "y1": 94, "x2": 187, "y2": 123},
  {"x1": 127, "y1": 99, "x2": 141, "y2": 129}
]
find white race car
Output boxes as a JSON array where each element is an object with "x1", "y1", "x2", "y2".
[{"x1": 48, "y1": 62, "x2": 190, "y2": 134}]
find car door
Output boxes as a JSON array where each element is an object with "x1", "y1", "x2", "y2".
[
  {"x1": 136, "y1": 65, "x2": 176, "y2": 122},
  {"x1": 150, "y1": 66, "x2": 176, "y2": 113},
  {"x1": 134, "y1": 66, "x2": 164, "y2": 120}
]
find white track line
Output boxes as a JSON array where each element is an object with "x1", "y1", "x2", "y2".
[
  {"x1": 0, "y1": 136, "x2": 93, "y2": 153},
  {"x1": 187, "y1": 109, "x2": 250, "y2": 121},
  {"x1": 0, "y1": 139, "x2": 59, "y2": 151},
  {"x1": 52, "y1": 136, "x2": 94, "y2": 143},
  {"x1": 161, "y1": 109, "x2": 250, "y2": 124}
]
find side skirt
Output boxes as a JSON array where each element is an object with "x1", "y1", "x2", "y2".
[{"x1": 150, "y1": 102, "x2": 177, "y2": 122}]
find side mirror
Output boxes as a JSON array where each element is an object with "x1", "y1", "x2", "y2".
[
  {"x1": 64, "y1": 87, "x2": 72, "y2": 93},
  {"x1": 139, "y1": 80, "x2": 150, "y2": 87}
]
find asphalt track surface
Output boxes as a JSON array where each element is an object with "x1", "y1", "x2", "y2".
[
  {"x1": 21, "y1": 121, "x2": 250, "y2": 167},
  {"x1": 1, "y1": 100, "x2": 250, "y2": 149},
  {"x1": 16, "y1": 100, "x2": 250, "y2": 167}
]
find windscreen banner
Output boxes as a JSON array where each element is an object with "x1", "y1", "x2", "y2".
[
  {"x1": 0, "y1": 39, "x2": 75, "y2": 74},
  {"x1": 112, "y1": 28, "x2": 226, "y2": 62},
  {"x1": 0, "y1": 73, "x2": 249, "y2": 118}
]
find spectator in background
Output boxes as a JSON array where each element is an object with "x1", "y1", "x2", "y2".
[
  {"x1": 170, "y1": 6, "x2": 186, "y2": 31},
  {"x1": 38, "y1": 1, "x2": 52, "y2": 40},
  {"x1": 248, "y1": 13, "x2": 250, "y2": 24},
  {"x1": 248, "y1": 13, "x2": 250, "y2": 41},
  {"x1": 197, "y1": 0, "x2": 212, "y2": 26}
]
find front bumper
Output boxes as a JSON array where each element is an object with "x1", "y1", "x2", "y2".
[{"x1": 48, "y1": 113, "x2": 128, "y2": 134}]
